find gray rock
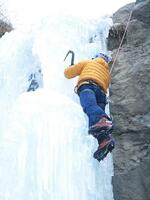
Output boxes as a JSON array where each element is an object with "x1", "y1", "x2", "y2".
[
  {"x1": 107, "y1": 23, "x2": 126, "y2": 50},
  {"x1": 112, "y1": 3, "x2": 135, "y2": 24},
  {"x1": 113, "y1": 158, "x2": 150, "y2": 200},
  {"x1": 107, "y1": 0, "x2": 150, "y2": 199},
  {"x1": 136, "y1": 0, "x2": 146, "y2": 3},
  {"x1": 132, "y1": 0, "x2": 150, "y2": 26},
  {"x1": 0, "y1": 20, "x2": 12, "y2": 38}
]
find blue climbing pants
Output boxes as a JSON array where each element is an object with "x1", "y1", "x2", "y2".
[{"x1": 78, "y1": 84, "x2": 108, "y2": 127}]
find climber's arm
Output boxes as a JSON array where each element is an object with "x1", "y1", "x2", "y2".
[{"x1": 64, "y1": 61, "x2": 86, "y2": 79}]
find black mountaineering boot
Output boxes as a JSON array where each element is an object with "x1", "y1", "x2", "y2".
[
  {"x1": 93, "y1": 135, "x2": 115, "y2": 162},
  {"x1": 88, "y1": 117, "x2": 113, "y2": 143}
]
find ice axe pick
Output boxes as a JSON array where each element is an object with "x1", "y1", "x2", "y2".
[{"x1": 64, "y1": 50, "x2": 75, "y2": 66}]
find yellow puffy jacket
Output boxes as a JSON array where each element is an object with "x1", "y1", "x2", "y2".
[{"x1": 64, "y1": 58, "x2": 110, "y2": 93}]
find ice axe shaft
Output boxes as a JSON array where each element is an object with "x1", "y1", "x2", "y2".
[{"x1": 64, "y1": 50, "x2": 75, "y2": 66}]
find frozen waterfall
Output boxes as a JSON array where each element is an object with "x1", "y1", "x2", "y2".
[{"x1": 0, "y1": 13, "x2": 114, "y2": 200}]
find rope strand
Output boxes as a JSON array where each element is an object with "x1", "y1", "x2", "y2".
[{"x1": 110, "y1": 2, "x2": 136, "y2": 75}]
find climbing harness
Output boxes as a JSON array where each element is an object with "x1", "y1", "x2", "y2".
[
  {"x1": 74, "y1": 80, "x2": 98, "y2": 94},
  {"x1": 110, "y1": 2, "x2": 136, "y2": 75},
  {"x1": 64, "y1": 50, "x2": 75, "y2": 66}
]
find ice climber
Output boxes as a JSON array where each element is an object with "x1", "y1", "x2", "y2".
[{"x1": 64, "y1": 53, "x2": 115, "y2": 162}]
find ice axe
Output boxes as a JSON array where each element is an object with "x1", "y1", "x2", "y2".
[{"x1": 64, "y1": 50, "x2": 75, "y2": 66}]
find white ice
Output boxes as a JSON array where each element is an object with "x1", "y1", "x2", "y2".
[{"x1": 0, "y1": 8, "x2": 114, "y2": 200}]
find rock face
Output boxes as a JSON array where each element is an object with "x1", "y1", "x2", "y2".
[
  {"x1": 107, "y1": 0, "x2": 150, "y2": 200},
  {"x1": 0, "y1": 17, "x2": 12, "y2": 38}
]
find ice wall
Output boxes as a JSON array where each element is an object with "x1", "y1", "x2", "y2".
[{"x1": 0, "y1": 13, "x2": 114, "y2": 200}]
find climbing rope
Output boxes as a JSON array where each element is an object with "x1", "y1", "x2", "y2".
[{"x1": 110, "y1": 2, "x2": 136, "y2": 75}]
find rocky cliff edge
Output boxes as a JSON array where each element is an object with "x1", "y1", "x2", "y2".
[{"x1": 107, "y1": 0, "x2": 150, "y2": 200}]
